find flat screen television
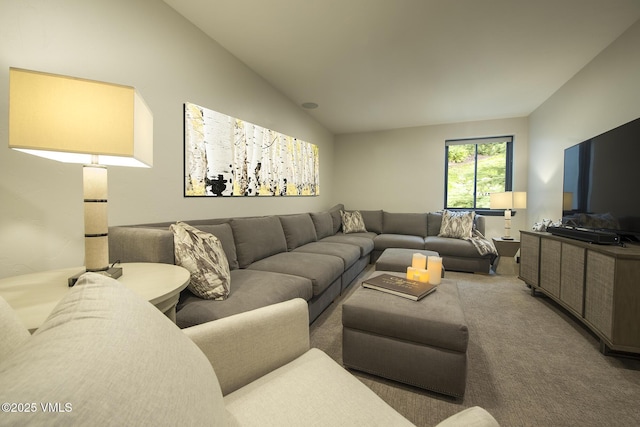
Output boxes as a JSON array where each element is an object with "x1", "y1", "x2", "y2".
[{"x1": 562, "y1": 116, "x2": 640, "y2": 242}]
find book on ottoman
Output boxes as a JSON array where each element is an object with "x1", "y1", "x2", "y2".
[{"x1": 362, "y1": 273, "x2": 437, "y2": 301}]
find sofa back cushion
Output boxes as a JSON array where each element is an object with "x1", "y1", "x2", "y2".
[
  {"x1": 196, "y1": 223, "x2": 239, "y2": 270},
  {"x1": 310, "y1": 212, "x2": 334, "y2": 239},
  {"x1": 0, "y1": 273, "x2": 225, "y2": 426},
  {"x1": 279, "y1": 214, "x2": 318, "y2": 250},
  {"x1": 328, "y1": 204, "x2": 345, "y2": 234},
  {"x1": 383, "y1": 212, "x2": 428, "y2": 237},
  {"x1": 357, "y1": 210, "x2": 383, "y2": 234},
  {"x1": 231, "y1": 216, "x2": 288, "y2": 268}
]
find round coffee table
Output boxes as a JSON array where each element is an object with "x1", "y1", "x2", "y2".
[{"x1": 0, "y1": 263, "x2": 190, "y2": 332}]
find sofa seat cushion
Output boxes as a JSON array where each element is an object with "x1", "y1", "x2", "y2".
[
  {"x1": 320, "y1": 234, "x2": 375, "y2": 257},
  {"x1": 224, "y1": 348, "x2": 414, "y2": 427},
  {"x1": 425, "y1": 236, "x2": 492, "y2": 259},
  {"x1": 293, "y1": 241, "x2": 361, "y2": 269},
  {"x1": 0, "y1": 274, "x2": 224, "y2": 426},
  {"x1": 176, "y1": 269, "x2": 313, "y2": 328},
  {"x1": 374, "y1": 233, "x2": 425, "y2": 251},
  {"x1": 247, "y1": 252, "x2": 343, "y2": 296}
]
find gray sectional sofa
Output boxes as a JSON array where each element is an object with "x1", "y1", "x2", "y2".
[{"x1": 109, "y1": 204, "x2": 495, "y2": 327}]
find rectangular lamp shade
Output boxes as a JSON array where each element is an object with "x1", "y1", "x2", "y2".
[
  {"x1": 490, "y1": 191, "x2": 527, "y2": 210},
  {"x1": 8, "y1": 67, "x2": 153, "y2": 167}
]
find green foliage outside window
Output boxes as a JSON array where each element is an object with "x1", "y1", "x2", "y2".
[{"x1": 446, "y1": 141, "x2": 508, "y2": 209}]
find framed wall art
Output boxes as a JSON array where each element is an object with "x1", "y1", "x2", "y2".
[{"x1": 184, "y1": 102, "x2": 319, "y2": 197}]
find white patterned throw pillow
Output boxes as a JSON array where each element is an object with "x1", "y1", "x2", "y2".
[
  {"x1": 170, "y1": 221, "x2": 231, "y2": 300},
  {"x1": 438, "y1": 210, "x2": 475, "y2": 239},
  {"x1": 340, "y1": 210, "x2": 367, "y2": 234}
]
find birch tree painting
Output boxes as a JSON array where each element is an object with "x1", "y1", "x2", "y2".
[{"x1": 184, "y1": 102, "x2": 319, "y2": 197}]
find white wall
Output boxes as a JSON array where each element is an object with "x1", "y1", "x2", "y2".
[
  {"x1": 528, "y1": 19, "x2": 640, "y2": 228},
  {"x1": 334, "y1": 117, "x2": 529, "y2": 240},
  {"x1": 0, "y1": 0, "x2": 334, "y2": 278}
]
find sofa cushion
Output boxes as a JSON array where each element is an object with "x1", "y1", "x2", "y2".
[
  {"x1": 224, "y1": 348, "x2": 414, "y2": 427},
  {"x1": 438, "y1": 210, "x2": 475, "y2": 239},
  {"x1": 247, "y1": 252, "x2": 343, "y2": 296},
  {"x1": 425, "y1": 236, "x2": 488, "y2": 258},
  {"x1": 310, "y1": 211, "x2": 334, "y2": 240},
  {"x1": 171, "y1": 221, "x2": 231, "y2": 300},
  {"x1": 0, "y1": 273, "x2": 224, "y2": 426},
  {"x1": 357, "y1": 210, "x2": 383, "y2": 234},
  {"x1": 320, "y1": 234, "x2": 375, "y2": 257},
  {"x1": 340, "y1": 210, "x2": 367, "y2": 233},
  {"x1": 383, "y1": 212, "x2": 428, "y2": 237},
  {"x1": 279, "y1": 214, "x2": 318, "y2": 250},
  {"x1": 231, "y1": 216, "x2": 288, "y2": 268},
  {"x1": 194, "y1": 223, "x2": 239, "y2": 270},
  {"x1": 294, "y1": 241, "x2": 361, "y2": 269},
  {"x1": 176, "y1": 269, "x2": 313, "y2": 328},
  {"x1": 328, "y1": 203, "x2": 345, "y2": 234},
  {"x1": 0, "y1": 297, "x2": 30, "y2": 362},
  {"x1": 374, "y1": 233, "x2": 426, "y2": 251}
]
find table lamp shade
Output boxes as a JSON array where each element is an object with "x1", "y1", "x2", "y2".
[
  {"x1": 489, "y1": 191, "x2": 527, "y2": 210},
  {"x1": 8, "y1": 68, "x2": 152, "y2": 167},
  {"x1": 490, "y1": 191, "x2": 527, "y2": 240},
  {"x1": 8, "y1": 68, "x2": 153, "y2": 281}
]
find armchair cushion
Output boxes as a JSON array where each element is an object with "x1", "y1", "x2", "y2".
[
  {"x1": 224, "y1": 348, "x2": 414, "y2": 427},
  {"x1": 0, "y1": 273, "x2": 224, "y2": 426},
  {"x1": 0, "y1": 297, "x2": 30, "y2": 361}
]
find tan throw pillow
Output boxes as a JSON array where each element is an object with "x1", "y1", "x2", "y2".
[
  {"x1": 438, "y1": 210, "x2": 475, "y2": 239},
  {"x1": 340, "y1": 210, "x2": 367, "y2": 234},
  {"x1": 170, "y1": 221, "x2": 231, "y2": 300}
]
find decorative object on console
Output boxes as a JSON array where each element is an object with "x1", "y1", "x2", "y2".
[
  {"x1": 490, "y1": 191, "x2": 527, "y2": 240},
  {"x1": 8, "y1": 68, "x2": 153, "y2": 285},
  {"x1": 184, "y1": 102, "x2": 319, "y2": 197}
]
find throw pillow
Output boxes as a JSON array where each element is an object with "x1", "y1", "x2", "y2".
[
  {"x1": 438, "y1": 210, "x2": 475, "y2": 239},
  {"x1": 340, "y1": 210, "x2": 367, "y2": 234},
  {"x1": 170, "y1": 221, "x2": 231, "y2": 300}
]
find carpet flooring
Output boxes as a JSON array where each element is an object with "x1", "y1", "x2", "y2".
[{"x1": 309, "y1": 266, "x2": 640, "y2": 426}]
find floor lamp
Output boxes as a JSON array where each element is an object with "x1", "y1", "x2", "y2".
[
  {"x1": 490, "y1": 191, "x2": 527, "y2": 240},
  {"x1": 8, "y1": 68, "x2": 153, "y2": 285}
]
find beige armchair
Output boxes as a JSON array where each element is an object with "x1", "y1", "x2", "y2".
[{"x1": 0, "y1": 273, "x2": 499, "y2": 426}]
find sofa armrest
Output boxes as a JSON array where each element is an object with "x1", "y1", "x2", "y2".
[
  {"x1": 435, "y1": 406, "x2": 500, "y2": 427},
  {"x1": 183, "y1": 298, "x2": 310, "y2": 396}
]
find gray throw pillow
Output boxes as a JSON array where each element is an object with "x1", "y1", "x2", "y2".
[
  {"x1": 438, "y1": 210, "x2": 475, "y2": 239},
  {"x1": 340, "y1": 210, "x2": 367, "y2": 234},
  {"x1": 171, "y1": 221, "x2": 231, "y2": 300}
]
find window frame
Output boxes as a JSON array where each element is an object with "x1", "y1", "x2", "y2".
[{"x1": 444, "y1": 135, "x2": 514, "y2": 216}]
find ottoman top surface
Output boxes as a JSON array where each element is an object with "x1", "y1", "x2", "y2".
[{"x1": 342, "y1": 272, "x2": 468, "y2": 352}]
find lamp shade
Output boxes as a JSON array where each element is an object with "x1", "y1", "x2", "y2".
[
  {"x1": 8, "y1": 68, "x2": 152, "y2": 167},
  {"x1": 490, "y1": 191, "x2": 527, "y2": 209}
]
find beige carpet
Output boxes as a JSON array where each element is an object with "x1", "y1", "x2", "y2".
[{"x1": 309, "y1": 266, "x2": 640, "y2": 426}]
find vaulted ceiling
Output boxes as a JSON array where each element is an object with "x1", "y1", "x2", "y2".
[{"x1": 164, "y1": 0, "x2": 640, "y2": 134}]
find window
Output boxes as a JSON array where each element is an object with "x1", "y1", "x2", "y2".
[{"x1": 444, "y1": 136, "x2": 513, "y2": 210}]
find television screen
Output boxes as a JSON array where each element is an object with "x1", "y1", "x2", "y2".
[{"x1": 562, "y1": 117, "x2": 640, "y2": 241}]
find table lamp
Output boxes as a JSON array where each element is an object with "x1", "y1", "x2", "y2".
[
  {"x1": 490, "y1": 191, "x2": 526, "y2": 240},
  {"x1": 8, "y1": 68, "x2": 153, "y2": 285}
]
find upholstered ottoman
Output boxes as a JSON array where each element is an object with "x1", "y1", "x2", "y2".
[
  {"x1": 375, "y1": 248, "x2": 443, "y2": 276},
  {"x1": 342, "y1": 271, "x2": 468, "y2": 398}
]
